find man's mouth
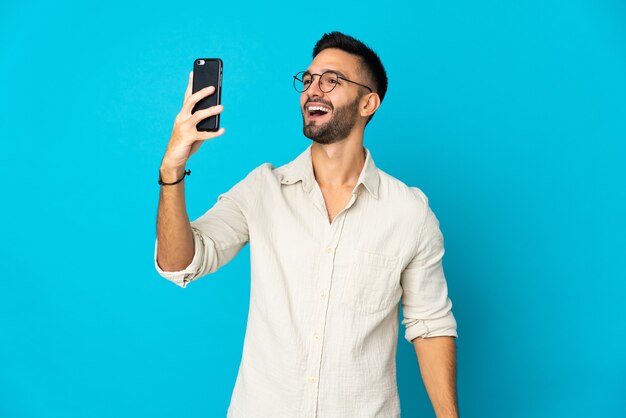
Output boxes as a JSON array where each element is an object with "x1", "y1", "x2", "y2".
[{"x1": 305, "y1": 103, "x2": 332, "y2": 121}]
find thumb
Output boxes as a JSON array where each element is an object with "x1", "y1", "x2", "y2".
[{"x1": 189, "y1": 140, "x2": 202, "y2": 156}]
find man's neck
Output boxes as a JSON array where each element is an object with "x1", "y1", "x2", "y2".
[{"x1": 310, "y1": 136, "x2": 366, "y2": 191}]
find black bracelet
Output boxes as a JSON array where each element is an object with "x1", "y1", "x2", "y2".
[{"x1": 159, "y1": 169, "x2": 191, "y2": 186}]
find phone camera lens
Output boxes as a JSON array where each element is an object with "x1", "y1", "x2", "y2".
[{"x1": 197, "y1": 59, "x2": 205, "y2": 65}]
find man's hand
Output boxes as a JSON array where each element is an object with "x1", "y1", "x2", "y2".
[
  {"x1": 413, "y1": 335, "x2": 459, "y2": 418},
  {"x1": 161, "y1": 71, "x2": 225, "y2": 179}
]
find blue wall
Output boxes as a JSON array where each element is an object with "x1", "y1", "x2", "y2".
[{"x1": 1, "y1": 1, "x2": 624, "y2": 417}]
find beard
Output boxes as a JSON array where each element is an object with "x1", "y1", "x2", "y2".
[{"x1": 301, "y1": 96, "x2": 360, "y2": 144}]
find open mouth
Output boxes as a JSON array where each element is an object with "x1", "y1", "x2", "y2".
[{"x1": 306, "y1": 104, "x2": 332, "y2": 121}]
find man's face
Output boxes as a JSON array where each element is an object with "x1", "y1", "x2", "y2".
[{"x1": 300, "y1": 48, "x2": 368, "y2": 144}]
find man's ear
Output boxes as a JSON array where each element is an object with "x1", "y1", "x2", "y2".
[{"x1": 360, "y1": 93, "x2": 381, "y2": 118}]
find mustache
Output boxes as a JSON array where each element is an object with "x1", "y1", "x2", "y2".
[{"x1": 304, "y1": 98, "x2": 333, "y2": 110}]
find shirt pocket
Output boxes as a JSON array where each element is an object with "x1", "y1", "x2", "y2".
[{"x1": 339, "y1": 249, "x2": 401, "y2": 315}]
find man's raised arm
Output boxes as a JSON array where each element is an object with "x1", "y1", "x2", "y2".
[{"x1": 156, "y1": 71, "x2": 225, "y2": 274}]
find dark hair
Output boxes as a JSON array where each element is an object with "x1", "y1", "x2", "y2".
[{"x1": 312, "y1": 31, "x2": 388, "y2": 124}]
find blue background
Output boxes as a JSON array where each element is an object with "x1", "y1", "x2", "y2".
[{"x1": 1, "y1": 0, "x2": 625, "y2": 417}]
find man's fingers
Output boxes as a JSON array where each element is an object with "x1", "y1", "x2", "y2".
[
  {"x1": 196, "y1": 127, "x2": 226, "y2": 141},
  {"x1": 190, "y1": 104, "x2": 224, "y2": 123},
  {"x1": 182, "y1": 85, "x2": 216, "y2": 115}
]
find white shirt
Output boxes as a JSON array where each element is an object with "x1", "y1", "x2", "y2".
[{"x1": 154, "y1": 144, "x2": 458, "y2": 418}]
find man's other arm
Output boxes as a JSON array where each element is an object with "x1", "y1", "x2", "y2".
[
  {"x1": 400, "y1": 188, "x2": 459, "y2": 416},
  {"x1": 413, "y1": 335, "x2": 459, "y2": 418}
]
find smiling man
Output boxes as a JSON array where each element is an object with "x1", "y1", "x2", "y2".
[{"x1": 155, "y1": 32, "x2": 459, "y2": 418}]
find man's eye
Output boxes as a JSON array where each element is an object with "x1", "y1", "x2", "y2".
[
  {"x1": 303, "y1": 79, "x2": 311, "y2": 85},
  {"x1": 329, "y1": 79, "x2": 338, "y2": 84}
]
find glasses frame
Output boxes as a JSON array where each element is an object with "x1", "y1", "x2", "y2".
[{"x1": 293, "y1": 70, "x2": 373, "y2": 94}]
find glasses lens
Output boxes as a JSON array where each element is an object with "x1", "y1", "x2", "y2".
[
  {"x1": 320, "y1": 72, "x2": 338, "y2": 93},
  {"x1": 294, "y1": 72, "x2": 310, "y2": 92}
]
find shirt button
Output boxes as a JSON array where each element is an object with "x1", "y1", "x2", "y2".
[
  {"x1": 314, "y1": 334, "x2": 320, "y2": 340},
  {"x1": 324, "y1": 246, "x2": 332, "y2": 253},
  {"x1": 309, "y1": 376, "x2": 317, "y2": 383},
  {"x1": 320, "y1": 292, "x2": 326, "y2": 299}
]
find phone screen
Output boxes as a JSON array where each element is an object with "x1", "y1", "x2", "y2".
[{"x1": 192, "y1": 58, "x2": 223, "y2": 132}]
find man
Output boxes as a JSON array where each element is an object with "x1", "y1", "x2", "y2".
[{"x1": 155, "y1": 32, "x2": 459, "y2": 418}]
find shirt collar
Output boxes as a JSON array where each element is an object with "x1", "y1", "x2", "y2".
[{"x1": 278, "y1": 144, "x2": 380, "y2": 199}]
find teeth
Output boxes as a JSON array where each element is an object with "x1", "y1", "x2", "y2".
[{"x1": 307, "y1": 105, "x2": 331, "y2": 113}]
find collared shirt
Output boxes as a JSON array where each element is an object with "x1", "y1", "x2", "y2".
[{"x1": 154, "y1": 144, "x2": 458, "y2": 418}]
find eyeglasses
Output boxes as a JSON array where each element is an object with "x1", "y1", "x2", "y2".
[{"x1": 293, "y1": 70, "x2": 373, "y2": 94}]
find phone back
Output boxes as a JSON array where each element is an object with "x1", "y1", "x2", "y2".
[{"x1": 192, "y1": 58, "x2": 222, "y2": 131}]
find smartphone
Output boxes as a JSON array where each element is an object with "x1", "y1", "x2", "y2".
[{"x1": 192, "y1": 58, "x2": 223, "y2": 132}]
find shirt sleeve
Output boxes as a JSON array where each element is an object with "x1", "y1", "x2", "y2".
[
  {"x1": 400, "y1": 188, "x2": 458, "y2": 343},
  {"x1": 153, "y1": 165, "x2": 261, "y2": 288}
]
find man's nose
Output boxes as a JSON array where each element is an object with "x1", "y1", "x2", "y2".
[{"x1": 306, "y1": 75, "x2": 324, "y2": 97}]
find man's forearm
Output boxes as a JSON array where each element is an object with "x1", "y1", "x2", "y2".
[
  {"x1": 412, "y1": 335, "x2": 459, "y2": 418},
  {"x1": 156, "y1": 164, "x2": 195, "y2": 272}
]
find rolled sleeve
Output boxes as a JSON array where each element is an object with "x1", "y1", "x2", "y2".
[
  {"x1": 401, "y1": 190, "x2": 458, "y2": 343},
  {"x1": 153, "y1": 165, "x2": 263, "y2": 288},
  {"x1": 154, "y1": 227, "x2": 205, "y2": 288}
]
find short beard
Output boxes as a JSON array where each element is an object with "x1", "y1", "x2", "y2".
[{"x1": 302, "y1": 96, "x2": 361, "y2": 145}]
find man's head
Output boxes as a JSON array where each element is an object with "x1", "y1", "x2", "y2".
[{"x1": 298, "y1": 31, "x2": 388, "y2": 144}]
